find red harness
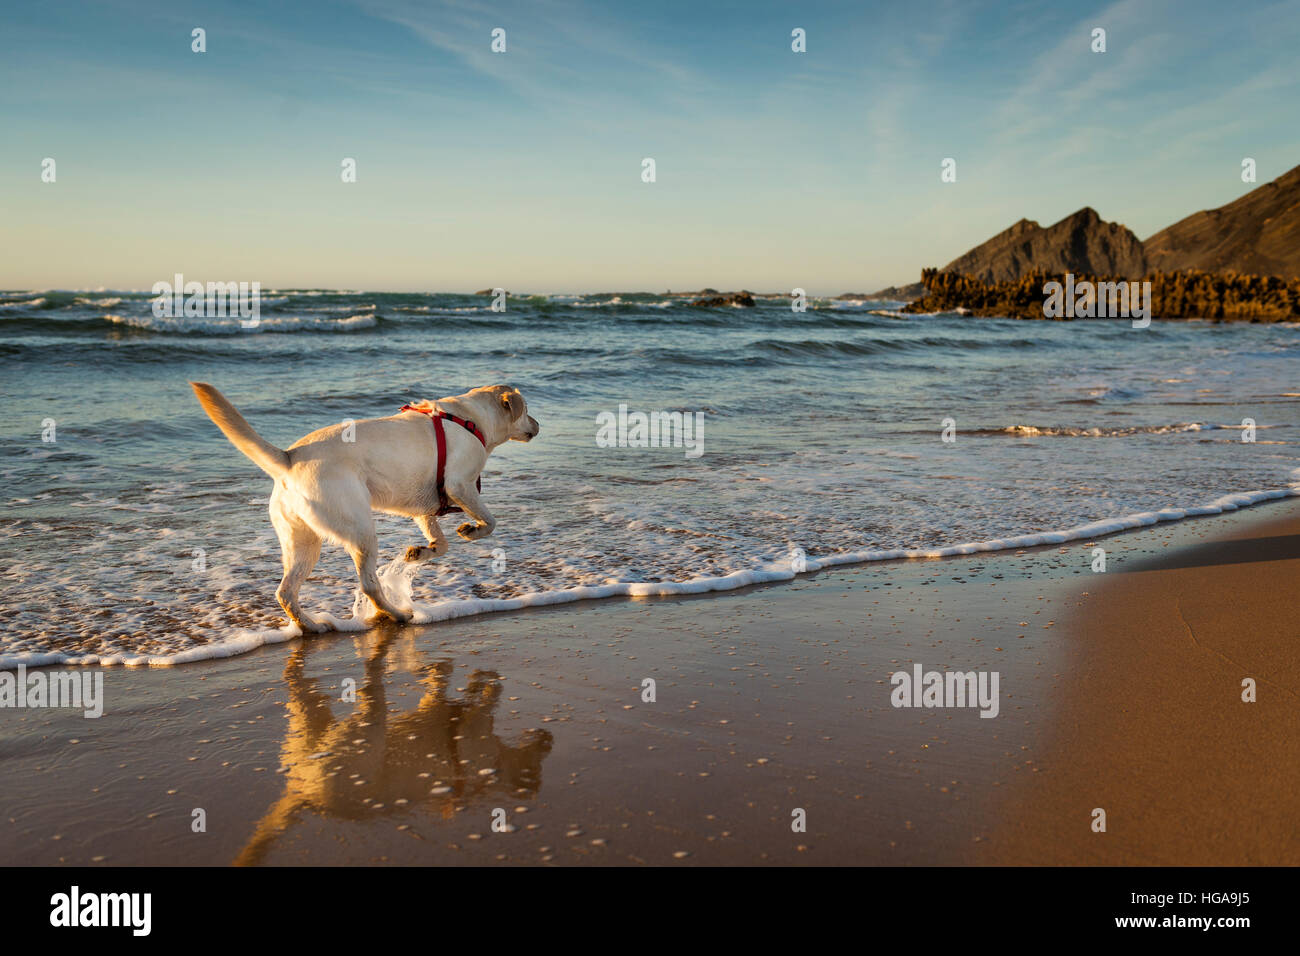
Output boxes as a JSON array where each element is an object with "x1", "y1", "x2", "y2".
[{"x1": 401, "y1": 404, "x2": 487, "y2": 516}]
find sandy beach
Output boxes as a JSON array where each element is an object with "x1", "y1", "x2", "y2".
[{"x1": 2, "y1": 499, "x2": 1295, "y2": 866}]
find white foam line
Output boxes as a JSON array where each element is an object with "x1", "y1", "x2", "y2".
[
  {"x1": 0, "y1": 612, "x2": 368, "y2": 670},
  {"x1": 4, "y1": 483, "x2": 1297, "y2": 670}
]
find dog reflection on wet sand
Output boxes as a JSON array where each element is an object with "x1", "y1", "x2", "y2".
[{"x1": 236, "y1": 633, "x2": 553, "y2": 865}]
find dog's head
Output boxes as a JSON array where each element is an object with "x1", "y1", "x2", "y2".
[{"x1": 487, "y1": 385, "x2": 539, "y2": 442}]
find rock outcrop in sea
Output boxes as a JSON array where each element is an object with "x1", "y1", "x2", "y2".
[{"x1": 689, "y1": 291, "x2": 756, "y2": 307}]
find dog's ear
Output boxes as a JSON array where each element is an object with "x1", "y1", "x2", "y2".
[{"x1": 499, "y1": 387, "x2": 525, "y2": 421}]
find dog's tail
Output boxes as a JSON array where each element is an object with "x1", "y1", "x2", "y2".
[{"x1": 189, "y1": 382, "x2": 290, "y2": 478}]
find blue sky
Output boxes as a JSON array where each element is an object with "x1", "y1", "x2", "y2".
[{"x1": 2, "y1": 0, "x2": 1298, "y2": 293}]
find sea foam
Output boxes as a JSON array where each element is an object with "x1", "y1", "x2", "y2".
[{"x1": 4, "y1": 483, "x2": 1294, "y2": 670}]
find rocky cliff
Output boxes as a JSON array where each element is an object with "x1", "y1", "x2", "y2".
[
  {"x1": 940, "y1": 208, "x2": 1149, "y2": 283},
  {"x1": 1143, "y1": 164, "x2": 1300, "y2": 278}
]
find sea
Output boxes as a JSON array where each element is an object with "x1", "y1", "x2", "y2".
[{"x1": 2, "y1": 289, "x2": 1297, "y2": 666}]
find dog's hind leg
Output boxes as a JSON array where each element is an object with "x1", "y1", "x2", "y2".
[
  {"x1": 404, "y1": 513, "x2": 448, "y2": 563},
  {"x1": 271, "y1": 500, "x2": 328, "y2": 634},
  {"x1": 297, "y1": 473, "x2": 412, "y2": 625},
  {"x1": 347, "y1": 530, "x2": 413, "y2": 624}
]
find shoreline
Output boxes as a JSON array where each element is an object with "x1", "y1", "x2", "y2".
[
  {"x1": 2, "y1": 498, "x2": 1298, "y2": 865},
  {"x1": 6, "y1": 484, "x2": 1297, "y2": 671}
]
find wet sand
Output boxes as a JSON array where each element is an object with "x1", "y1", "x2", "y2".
[
  {"x1": 981, "y1": 501, "x2": 1300, "y2": 865},
  {"x1": 2, "y1": 499, "x2": 1297, "y2": 865}
]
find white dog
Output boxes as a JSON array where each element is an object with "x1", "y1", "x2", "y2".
[{"x1": 190, "y1": 382, "x2": 539, "y2": 630}]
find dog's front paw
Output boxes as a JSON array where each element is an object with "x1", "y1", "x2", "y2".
[
  {"x1": 457, "y1": 522, "x2": 480, "y2": 540},
  {"x1": 405, "y1": 544, "x2": 435, "y2": 562},
  {"x1": 298, "y1": 617, "x2": 330, "y2": 634}
]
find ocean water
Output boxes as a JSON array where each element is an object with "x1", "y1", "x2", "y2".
[{"x1": 2, "y1": 289, "x2": 1297, "y2": 667}]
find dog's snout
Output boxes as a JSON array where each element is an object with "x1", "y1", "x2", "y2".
[{"x1": 508, "y1": 415, "x2": 539, "y2": 442}]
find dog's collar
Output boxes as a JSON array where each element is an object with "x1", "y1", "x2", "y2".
[{"x1": 401, "y1": 404, "x2": 487, "y2": 448}]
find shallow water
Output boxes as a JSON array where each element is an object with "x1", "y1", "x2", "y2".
[{"x1": 2, "y1": 289, "x2": 1297, "y2": 665}]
